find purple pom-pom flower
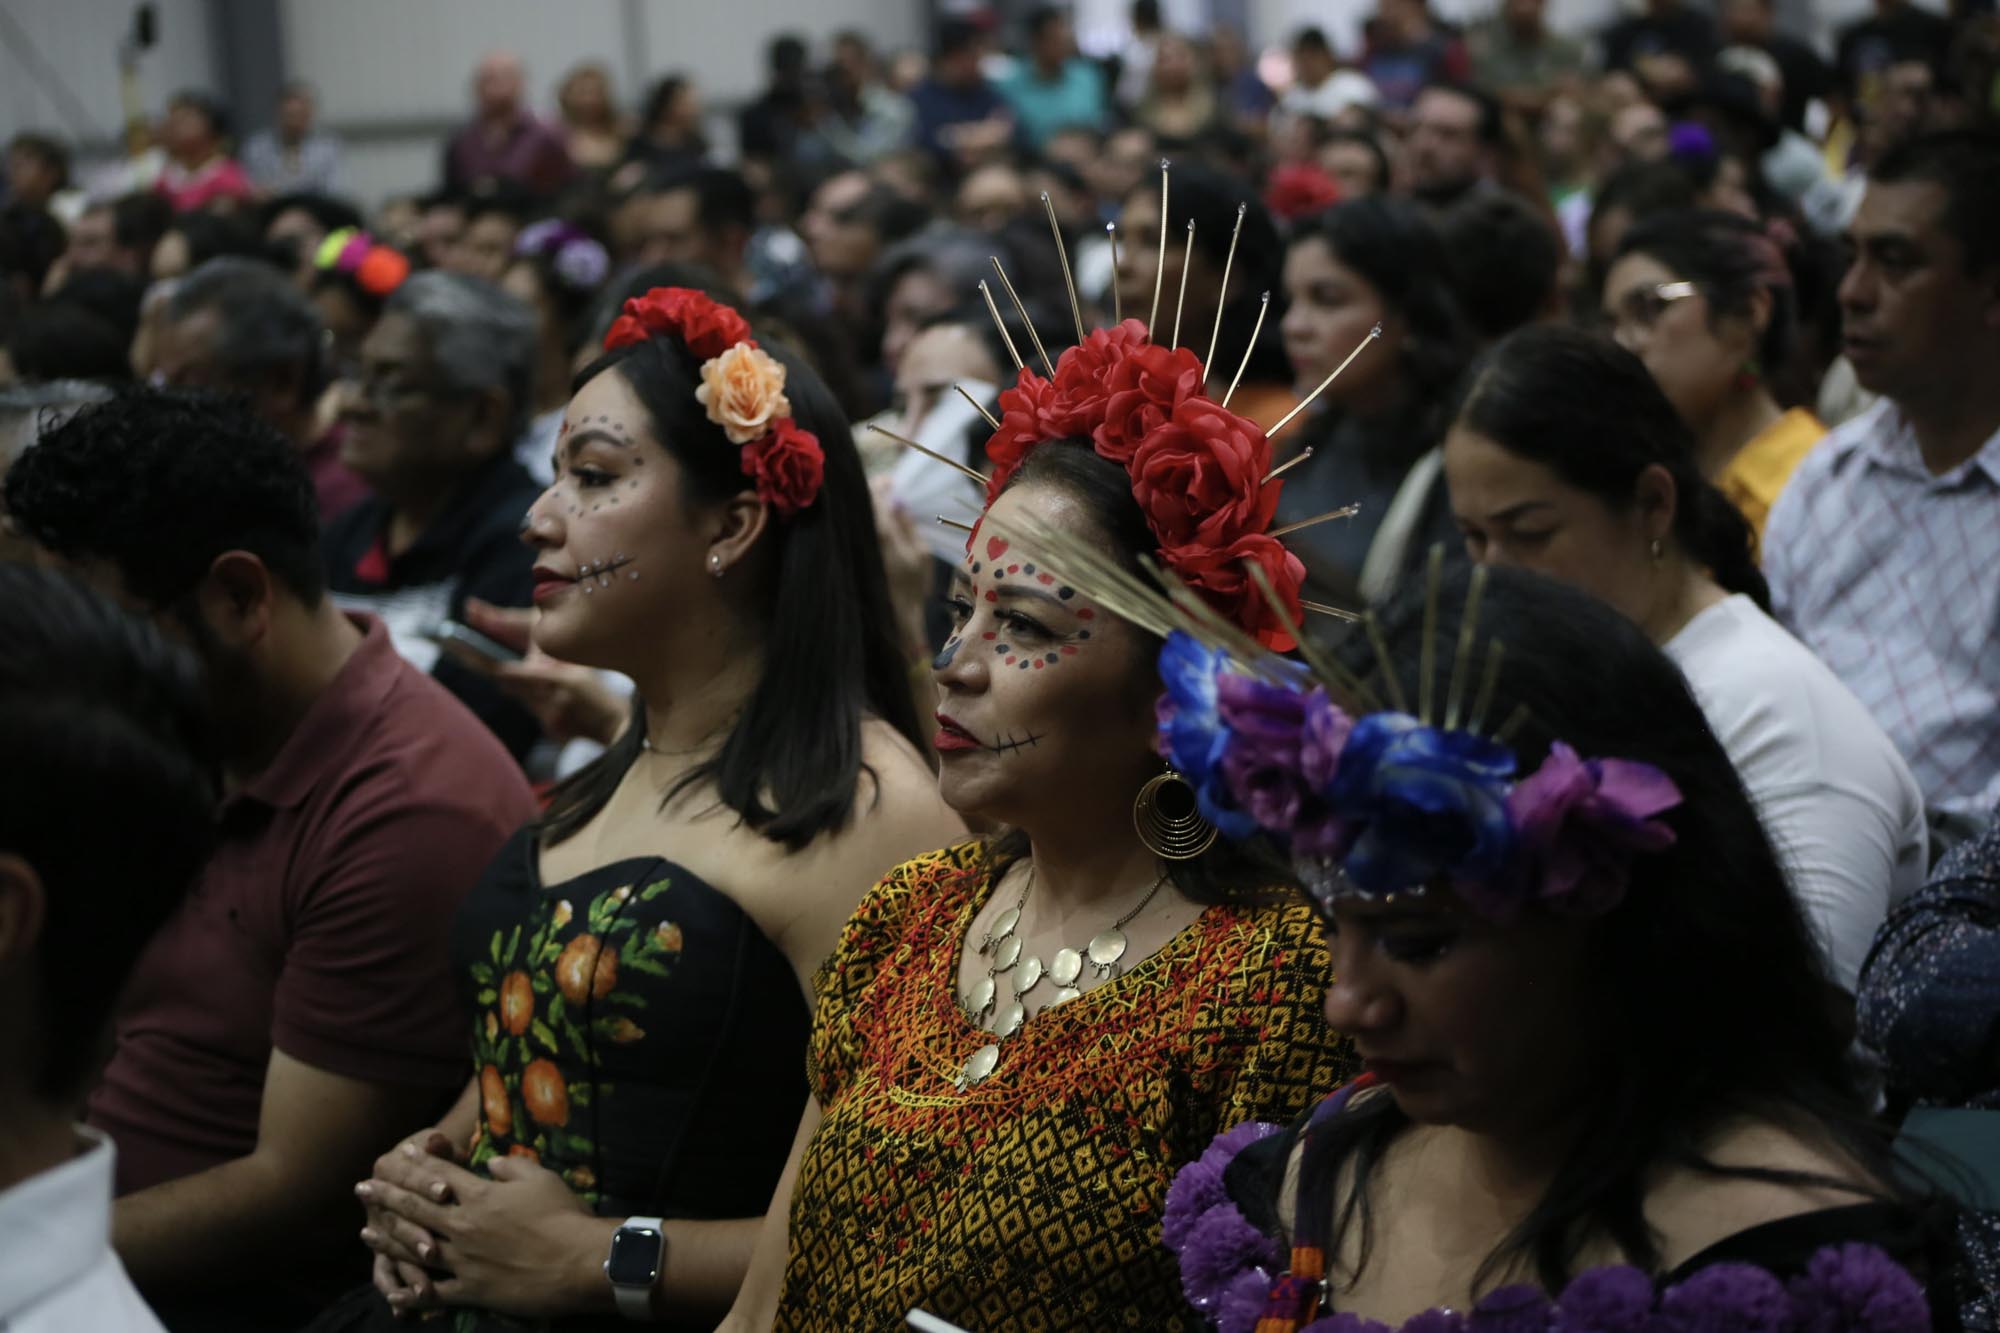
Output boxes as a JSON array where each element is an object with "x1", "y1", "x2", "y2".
[
  {"x1": 1165, "y1": 1121, "x2": 1278, "y2": 1250},
  {"x1": 1219, "y1": 1267, "x2": 1278, "y2": 1333},
  {"x1": 1468, "y1": 1284, "x2": 1552, "y2": 1333},
  {"x1": 1401, "y1": 1310, "x2": 1468, "y2": 1333},
  {"x1": 1181, "y1": 1203, "x2": 1283, "y2": 1313},
  {"x1": 1656, "y1": 1262, "x2": 1790, "y2": 1332},
  {"x1": 1301, "y1": 1316, "x2": 1395, "y2": 1333},
  {"x1": 1481, "y1": 743, "x2": 1681, "y2": 920},
  {"x1": 1788, "y1": 1243, "x2": 1929, "y2": 1333},
  {"x1": 1553, "y1": 1264, "x2": 1655, "y2": 1333}
]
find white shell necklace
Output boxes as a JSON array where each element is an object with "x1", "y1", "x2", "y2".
[{"x1": 956, "y1": 863, "x2": 1167, "y2": 1088}]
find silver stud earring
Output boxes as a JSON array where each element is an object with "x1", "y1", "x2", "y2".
[{"x1": 709, "y1": 554, "x2": 724, "y2": 579}]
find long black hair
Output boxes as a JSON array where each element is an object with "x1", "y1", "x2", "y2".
[
  {"x1": 987, "y1": 442, "x2": 1295, "y2": 908},
  {"x1": 1287, "y1": 197, "x2": 1476, "y2": 452},
  {"x1": 538, "y1": 319, "x2": 923, "y2": 851},
  {"x1": 1138, "y1": 164, "x2": 1290, "y2": 390},
  {"x1": 1311, "y1": 563, "x2": 1934, "y2": 1292},
  {"x1": 1453, "y1": 324, "x2": 1769, "y2": 610}
]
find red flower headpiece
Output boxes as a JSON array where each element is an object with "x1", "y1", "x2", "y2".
[
  {"x1": 981, "y1": 319, "x2": 1305, "y2": 652},
  {"x1": 602, "y1": 288, "x2": 825, "y2": 518}
]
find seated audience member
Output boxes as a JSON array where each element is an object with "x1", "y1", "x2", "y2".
[
  {"x1": 309, "y1": 228, "x2": 410, "y2": 375},
  {"x1": 1170, "y1": 565, "x2": 1954, "y2": 1325},
  {"x1": 263, "y1": 191, "x2": 366, "y2": 291},
  {"x1": 910, "y1": 20, "x2": 1013, "y2": 173},
  {"x1": 0, "y1": 564, "x2": 217, "y2": 1333},
  {"x1": 1445, "y1": 326, "x2": 1926, "y2": 995},
  {"x1": 802, "y1": 177, "x2": 929, "y2": 334},
  {"x1": 154, "y1": 92, "x2": 254, "y2": 214},
  {"x1": 628, "y1": 167, "x2": 757, "y2": 299},
  {"x1": 0, "y1": 382, "x2": 110, "y2": 562},
  {"x1": 56, "y1": 194, "x2": 171, "y2": 287},
  {"x1": 1581, "y1": 159, "x2": 1700, "y2": 301},
  {"x1": 3, "y1": 389, "x2": 535, "y2": 1328},
  {"x1": 1605, "y1": 210, "x2": 1825, "y2": 546},
  {"x1": 0, "y1": 203, "x2": 65, "y2": 309},
  {"x1": 1600, "y1": 0, "x2": 1718, "y2": 87},
  {"x1": 870, "y1": 228, "x2": 992, "y2": 390},
  {"x1": 1136, "y1": 33, "x2": 1221, "y2": 144},
  {"x1": 622, "y1": 74, "x2": 707, "y2": 180},
  {"x1": 326, "y1": 271, "x2": 547, "y2": 762},
  {"x1": 325, "y1": 289, "x2": 962, "y2": 1329},
  {"x1": 1363, "y1": 0, "x2": 1473, "y2": 110},
  {"x1": 554, "y1": 62, "x2": 629, "y2": 173},
  {"x1": 6, "y1": 131, "x2": 84, "y2": 224},
  {"x1": 444, "y1": 190, "x2": 527, "y2": 284},
  {"x1": 442, "y1": 53, "x2": 575, "y2": 198},
  {"x1": 4, "y1": 304, "x2": 132, "y2": 384},
  {"x1": 1404, "y1": 82, "x2": 1505, "y2": 212},
  {"x1": 242, "y1": 82, "x2": 345, "y2": 197},
  {"x1": 1276, "y1": 198, "x2": 1475, "y2": 602},
  {"x1": 156, "y1": 257, "x2": 368, "y2": 523},
  {"x1": 1468, "y1": 0, "x2": 1588, "y2": 113},
  {"x1": 996, "y1": 7, "x2": 1109, "y2": 151},
  {"x1": 1859, "y1": 804, "x2": 2000, "y2": 1331},
  {"x1": 1319, "y1": 129, "x2": 1392, "y2": 201},
  {"x1": 1281, "y1": 26, "x2": 1380, "y2": 123},
  {"x1": 1438, "y1": 188, "x2": 1563, "y2": 344},
  {"x1": 501, "y1": 221, "x2": 613, "y2": 483},
  {"x1": 148, "y1": 209, "x2": 261, "y2": 285},
  {"x1": 1763, "y1": 131, "x2": 2000, "y2": 834},
  {"x1": 43, "y1": 267, "x2": 147, "y2": 350}
]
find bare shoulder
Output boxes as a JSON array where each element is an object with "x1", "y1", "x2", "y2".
[{"x1": 1647, "y1": 1115, "x2": 1882, "y2": 1270}]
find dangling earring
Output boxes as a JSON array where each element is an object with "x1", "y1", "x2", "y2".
[
  {"x1": 1133, "y1": 767, "x2": 1218, "y2": 861},
  {"x1": 1649, "y1": 537, "x2": 1664, "y2": 564}
]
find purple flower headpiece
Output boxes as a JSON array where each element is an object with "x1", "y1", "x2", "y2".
[
  {"x1": 516, "y1": 219, "x2": 610, "y2": 292},
  {"x1": 1156, "y1": 631, "x2": 1681, "y2": 919}
]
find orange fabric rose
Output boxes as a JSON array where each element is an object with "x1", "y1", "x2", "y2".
[
  {"x1": 522, "y1": 1059, "x2": 570, "y2": 1127},
  {"x1": 555, "y1": 934, "x2": 618, "y2": 1006},
  {"x1": 499, "y1": 970, "x2": 534, "y2": 1036},
  {"x1": 696, "y1": 344, "x2": 791, "y2": 445}
]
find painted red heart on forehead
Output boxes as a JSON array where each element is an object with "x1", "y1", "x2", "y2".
[{"x1": 985, "y1": 536, "x2": 1009, "y2": 562}]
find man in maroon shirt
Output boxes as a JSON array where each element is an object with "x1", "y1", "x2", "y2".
[
  {"x1": 442, "y1": 52, "x2": 575, "y2": 198},
  {"x1": 4, "y1": 388, "x2": 537, "y2": 1329}
]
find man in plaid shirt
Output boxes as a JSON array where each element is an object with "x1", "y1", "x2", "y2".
[{"x1": 1764, "y1": 131, "x2": 2000, "y2": 834}]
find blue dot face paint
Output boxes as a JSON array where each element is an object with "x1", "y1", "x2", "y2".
[{"x1": 933, "y1": 636, "x2": 962, "y2": 671}]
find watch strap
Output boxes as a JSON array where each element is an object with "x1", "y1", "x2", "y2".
[{"x1": 607, "y1": 1216, "x2": 665, "y2": 1321}]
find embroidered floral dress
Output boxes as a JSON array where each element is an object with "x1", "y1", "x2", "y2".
[
  {"x1": 776, "y1": 841, "x2": 1353, "y2": 1331},
  {"x1": 453, "y1": 827, "x2": 808, "y2": 1332}
]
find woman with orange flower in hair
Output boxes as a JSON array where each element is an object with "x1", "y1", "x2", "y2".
[
  {"x1": 719, "y1": 236, "x2": 1357, "y2": 1328},
  {"x1": 308, "y1": 288, "x2": 962, "y2": 1333}
]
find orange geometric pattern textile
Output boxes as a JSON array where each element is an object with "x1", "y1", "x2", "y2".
[{"x1": 777, "y1": 841, "x2": 1354, "y2": 1331}]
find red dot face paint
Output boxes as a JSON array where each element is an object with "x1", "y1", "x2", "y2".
[
  {"x1": 981, "y1": 632, "x2": 996, "y2": 640},
  {"x1": 1077, "y1": 609, "x2": 1096, "y2": 620},
  {"x1": 1037, "y1": 573, "x2": 1055, "y2": 585},
  {"x1": 984, "y1": 590, "x2": 999, "y2": 602}
]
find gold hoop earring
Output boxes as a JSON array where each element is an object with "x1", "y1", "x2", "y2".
[{"x1": 1133, "y1": 768, "x2": 1218, "y2": 861}]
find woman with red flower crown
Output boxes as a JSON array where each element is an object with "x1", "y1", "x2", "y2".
[
  {"x1": 314, "y1": 289, "x2": 964, "y2": 1332},
  {"x1": 716, "y1": 279, "x2": 1356, "y2": 1329}
]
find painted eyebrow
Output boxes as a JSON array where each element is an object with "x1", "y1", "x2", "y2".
[
  {"x1": 1485, "y1": 500, "x2": 1556, "y2": 524},
  {"x1": 566, "y1": 428, "x2": 636, "y2": 451},
  {"x1": 991, "y1": 584, "x2": 1070, "y2": 609}
]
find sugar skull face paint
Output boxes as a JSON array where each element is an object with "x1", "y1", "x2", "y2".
[{"x1": 929, "y1": 482, "x2": 1162, "y2": 828}]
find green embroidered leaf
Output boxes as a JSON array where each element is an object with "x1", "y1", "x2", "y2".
[
  {"x1": 605, "y1": 990, "x2": 646, "y2": 1008},
  {"x1": 503, "y1": 923, "x2": 522, "y2": 962},
  {"x1": 564, "y1": 1133, "x2": 595, "y2": 1156},
  {"x1": 531, "y1": 972, "x2": 551, "y2": 995},
  {"x1": 474, "y1": 987, "x2": 497, "y2": 1006},
  {"x1": 488, "y1": 933, "x2": 501, "y2": 965},
  {"x1": 546, "y1": 993, "x2": 568, "y2": 1028},
  {"x1": 568, "y1": 1082, "x2": 592, "y2": 1106},
  {"x1": 530, "y1": 1019, "x2": 561, "y2": 1052},
  {"x1": 637, "y1": 877, "x2": 674, "y2": 902},
  {"x1": 468, "y1": 960, "x2": 495, "y2": 986},
  {"x1": 621, "y1": 954, "x2": 672, "y2": 979}
]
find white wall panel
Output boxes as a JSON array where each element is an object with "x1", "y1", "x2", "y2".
[
  {"x1": 639, "y1": 0, "x2": 923, "y2": 105},
  {"x1": 0, "y1": 0, "x2": 214, "y2": 143}
]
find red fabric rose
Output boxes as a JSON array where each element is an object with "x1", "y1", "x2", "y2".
[
  {"x1": 1093, "y1": 342, "x2": 1206, "y2": 463},
  {"x1": 1127, "y1": 397, "x2": 1278, "y2": 550},
  {"x1": 1264, "y1": 163, "x2": 1342, "y2": 222},
  {"x1": 602, "y1": 287, "x2": 754, "y2": 359},
  {"x1": 741, "y1": 417, "x2": 825, "y2": 517},
  {"x1": 984, "y1": 368, "x2": 1071, "y2": 500},
  {"x1": 1165, "y1": 532, "x2": 1307, "y2": 652},
  {"x1": 1050, "y1": 318, "x2": 1150, "y2": 431}
]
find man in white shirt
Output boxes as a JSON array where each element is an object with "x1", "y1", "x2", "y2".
[
  {"x1": 0, "y1": 564, "x2": 216, "y2": 1331},
  {"x1": 1280, "y1": 26, "x2": 1382, "y2": 122}
]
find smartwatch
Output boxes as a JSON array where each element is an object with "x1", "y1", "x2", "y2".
[{"x1": 604, "y1": 1216, "x2": 666, "y2": 1321}]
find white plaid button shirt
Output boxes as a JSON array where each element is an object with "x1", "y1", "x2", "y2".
[{"x1": 1764, "y1": 400, "x2": 2000, "y2": 819}]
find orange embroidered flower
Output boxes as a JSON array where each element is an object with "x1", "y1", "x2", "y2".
[
  {"x1": 695, "y1": 344, "x2": 790, "y2": 444},
  {"x1": 483, "y1": 1010, "x2": 498, "y2": 1041},
  {"x1": 507, "y1": 1143, "x2": 541, "y2": 1163},
  {"x1": 499, "y1": 970, "x2": 534, "y2": 1035},
  {"x1": 556, "y1": 934, "x2": 617, "y2": 1004},
  {"x1": 522, "y1": 1059, "x2": 569, "y2": 1127},
  {"x1": 654, "y1": 923, "x2": 683, "y2": 954},
  {"x1": 568, "y1": 1165, "x2": 597, "y2": 1191},
  {"x1": 608, "y1": 1017, "x2": 647, "y2": 1043},
  {"x1": 553, "y1": 899, "x2": 573, "y2": 928},
  {"x1": 480, "y1": 1064, "x2": 512, "y2": 1138}
]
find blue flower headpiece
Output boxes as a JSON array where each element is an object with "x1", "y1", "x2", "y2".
[{"x1": 1156, "y1": 631, "x2": 1682, "y2": 919}]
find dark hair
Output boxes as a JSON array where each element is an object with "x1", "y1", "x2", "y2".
[
  {"x1": 1455, "y1": 325, "x2": 1769, "y2": 608},
  {"x1": 768, "y1": 32, "x2": 810, "y2": 77},
  {"x1": 1135, "y1": 163, "x2": 1288, "y2": 388},
  {"x1": 1026, "y1": 5, "x2": 1068, "y2": 40},
  {"x1": 0, "y1": 563, "x2": 216, "y2": 1102},
  {"x1": 167, "y1": 89, "x2": 229, "y2": 138},
  {"x1": 3, "y1": 387, "x2": 325, "y2": 608},
  {"x1": 640, "y1": 74, "x2": 693, "y2": 132},
  {"x1": 1590, "y1": 160, "x2": 1700, "y2": 238},
  {"x1": 937, "y1": 18, "x2": 984, "y2": 61},
  {"x1": 1420, "y1": 79, "x2": 1504, "y2": 147},
  {"x1": 0, "y1": 204, "x2": 66, "y2": 295},
  {"x1": 989, "y1": 444, "x2": 1297, "y2": 907},
  {"x1": 6, "y1": 304, "x2": 131, "y2": 384},
  {"x1": 1290, "y1": 196, "x2": 1477, "y2": 432},
  {"x1": 1132, "y1": 0, "x2": 1163, "y2": 27},
  {"x1": 109, "y1": 191, "x2": 173, "y2": 256},
  {"x1": 161, "y1": 209, "x2": 263, "y2": 270},
  {"x1": 166, "y1": 257, "x2": 326, "y2": 407},
  {"x1": 260, "y1": 190, "x2": 364, "y2": 238},
  {"x1": 1322, "y1": 129, "x2": 1392, "y2": 192},
  {"x1": 1307, "y1": 562, "x2": 1930, "y2": 1293},
  {"x1": 1615, "y1": 209, "x2": 1799, "y2": 377},
  {"x1": 541, "y1": 325, "x2": 923, "y2": 851},
  {"x1": 1870, "y1": 129, "x2": 2000, "y2": 274},
  {"x1": 46, "y1": 267, "x2": 146, "y2": 344},
  {"x1": 1293, "y1": 25, "x2": 1333, "y2": 55},
  {"x1": 583, "y1": 260, "x2": 742, "y2": 350},
  {"x1": 1439, "y1": 190, "x2": 1561, "y2": 342},
  {"x1": 7, "y1": 132, "x2": 70, "y2": 189},
  {"x1": 657, "y1": 166, "x2": 757, "y2": 239}
]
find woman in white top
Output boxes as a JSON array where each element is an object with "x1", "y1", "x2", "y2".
[{"x1": 1440, "y1": 325, "x2": 1925, "y2": 995}]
